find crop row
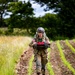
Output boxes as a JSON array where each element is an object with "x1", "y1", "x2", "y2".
[
  {"x1": 57, "y1": 41, "x2": 75, "y2": 75},
  {"x1": 65, "y1": 40, "x2": 75, "y2": 53},
  {"x1": 27, "y1": 40, "x2": 75, "y2": 75}
]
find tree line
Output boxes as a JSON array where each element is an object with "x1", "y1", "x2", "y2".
[{"x1": 0, "y1": 0, "x2": 75, "y2": 39}]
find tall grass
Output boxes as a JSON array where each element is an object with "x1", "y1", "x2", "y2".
[
  {"x1": 28, "y1": 55, "x2": 34, "y2": 75},
  {"x1": 0, "y1": 36, "x2": 32, "y2": 75}
]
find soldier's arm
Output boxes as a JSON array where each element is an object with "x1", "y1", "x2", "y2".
[
  {"x1": 29, "y1": 35, "x2": 37, "y2": 47},
  {"x1": 45, "y1": 36, "x2": 50, "y2": 44},
  {"x1": 29, "y1": 38, "x2": 36, "y2": 47}
]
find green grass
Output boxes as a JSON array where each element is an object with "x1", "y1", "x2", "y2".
[
  {"x1": 46, "y1": 48, "x2": 55, "y2": 75},
  {"x1": 0, "y1": 28, "x2": 30, "y2": 36},
  {"x1": 73, "y1": 39, "x2": 75, "y2": 42},
  {"x1": 56, "y1": 40, "x2": 75, "y2": 75},
  {"x1": 28, "y1": 55, "x2": 34, "y2": 75},
  {"x1": 46, "y1": 41, "x2": 55, "y2": 75},
  {"x1": 1, "y1": 36, "x2": 75, "y2": 75},
  {"x1": 0, "y1": 36, "x2": 32, "y2": 75},
  {"x1": 65, "y1": 40, "x2": 75, "y2": 53}
]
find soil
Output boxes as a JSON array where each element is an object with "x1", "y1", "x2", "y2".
[{"x1": 15, "y1": 40, "x2": 75, "y2": 75}]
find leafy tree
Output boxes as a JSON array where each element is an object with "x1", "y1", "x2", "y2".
[
  {"x1": 41, "y1": 13, "x2": 62, "y2": 38},
  {"x1": 29, "y1": 17, "x2": 44, "y2": 34},
  {"x1": 32, "y1": 0, "x2": 75, "y2": 21},
  {"x1": 8, "y1": 1, "x2": 34, "y2": 16},
  {"x1": 32, "y1": 0, "x2": 75, "y2": 38},
  {"x1": 0, "y1": 0, "x2": 18, "y2": 27},
  {"x1": 59, "y1": 0, "x2": 75, "y2": 37},
  {"x1": 6, "y1": 1, "x2": 34, "y2": 32},
  {"x1": 32, "y1": 0, "x2": 61, "y2": 11}
]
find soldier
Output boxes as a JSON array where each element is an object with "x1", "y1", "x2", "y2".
[{"x1": 29, "y1": 27, "x2": 50, "y2": 75}]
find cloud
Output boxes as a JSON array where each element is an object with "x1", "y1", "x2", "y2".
[
  {"x1": 19, "y1": 0, "x2": 55, "y2": 17},
  {"x1": 4, "y1": 0, "x2": 55, "y2": 19},
  {"x1": 31, "y1": 2, "x2": 54, "y2": 17}
]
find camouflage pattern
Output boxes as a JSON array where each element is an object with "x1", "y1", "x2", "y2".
[
  {"x1": 29, "y1": 32, "x2": 49, "y2": 46},
  {"x1": 35, "y1": 49, "x2": 47, "y2": 74},
  {"x1": 34, "y1": 32, "x2": 49, "y2": 42},
  {"x1": 29, "y1": 33, "x2": 50, "y2": 75}
]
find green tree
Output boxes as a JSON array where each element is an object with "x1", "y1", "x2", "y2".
[
  {"x1": 32, "y1": 0, "x2": 75, "y2": 38},
  {"x1": 6, "y1": 1, "x2": 34, "y2": 32},
  {"x1": 58, "y1": 0, "x2": 75, "y2": 37},
  {"x1": 41, "y1": 13, "x2": 62, "y2": 38},
  {"x1": 0, "y1": 0, "x2": 18, "y2": 27}
]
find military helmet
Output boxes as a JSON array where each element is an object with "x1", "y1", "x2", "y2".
[{"x1": 37, "y1": 27, "x2": 45, "y2": 33}]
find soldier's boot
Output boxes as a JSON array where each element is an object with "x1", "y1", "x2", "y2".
[
  {"x1": 41, "y1": 69, "x2": 45, "y2": 75},
  {"x1": 36, "y1": 69, "x2": 41, "y2": 75},
  {"x1": 37, "y1": 72, "x2": 40, "y2": 75}
]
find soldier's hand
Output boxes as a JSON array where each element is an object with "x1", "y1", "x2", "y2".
[{"x1": 32, "y1": 42, "x2": 37, "y2": 46}]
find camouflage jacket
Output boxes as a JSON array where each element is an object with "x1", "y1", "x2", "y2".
[{"x1": 29, "y1": 33, "x2": 50, "y2": 47}]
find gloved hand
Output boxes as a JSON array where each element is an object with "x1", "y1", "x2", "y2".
[{"x1": 33, "y1": 42, "x2": 37, "y2": 45}]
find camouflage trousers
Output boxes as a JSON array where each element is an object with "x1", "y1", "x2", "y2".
[{"x1": 34, "y1": 49, "x2": 48, "y2": 75}]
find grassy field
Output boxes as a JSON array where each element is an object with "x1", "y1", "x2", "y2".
[
  {"x1": 0, "y1": 36, "x2": 75, "y2": 75},
  {"x1": 0, "y1": 36, "x2": 32, "y2": 75}
]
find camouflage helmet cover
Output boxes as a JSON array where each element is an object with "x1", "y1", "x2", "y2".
[{"x1": 37, "y1": 27, "x2": 45, "y2": 33}]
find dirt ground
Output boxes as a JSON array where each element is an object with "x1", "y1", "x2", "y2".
[{"x1": 15, "y1": 40, "x2": 75, "y2": 75}]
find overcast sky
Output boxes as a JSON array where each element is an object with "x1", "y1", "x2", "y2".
[
  {"x1": 4, "y1": 0, "x2": 55, "y2": 18},
  {"x1": 19, "y1": 0, "x2": 55, "y2": 17},
  {"x1": 31, "y1": 2, "x2": 54, "y2": 17}
]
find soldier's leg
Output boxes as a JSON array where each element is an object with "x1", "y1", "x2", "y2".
[
  {"x1": 33, "y1": 44, "x2": 37, "y2": 62},
  {"x1": 41, "y1": 57, "x2": 45, "y2": 75},
  {"x1": 36, "y1": 53, "x2": 41, "y2": 75},
  {"x1": 33, "y1": 49, "x2": 37, "y2": 62},
  {"x1": 41, "y1": 50, "x2": 48, "y2": 75}
]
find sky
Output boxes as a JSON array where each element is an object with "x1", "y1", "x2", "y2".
[
  {"x1": 31, "y1": 1, "x2": 54, "y2": 17},
  {"x1": 20, "y1": 0, "x2": 55, "y2": 17},
  {"x1": 4, "y1": 0, "x2": 55, "y2": 18}
]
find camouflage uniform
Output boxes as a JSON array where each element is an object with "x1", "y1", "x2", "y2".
[{"x1": 29, "y1": 33, "x2": 50, "y2": 75}]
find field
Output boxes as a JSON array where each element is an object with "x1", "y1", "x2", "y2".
[
  {"x1": 0, "y1": 36, "x2": 32, "y2": 75},
  {"x1": 0, "y1": 36, "x2": 75, "y2": 75},
  {"x1": 15, "y1": 39, "x2": 75, "y2": 75}
]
